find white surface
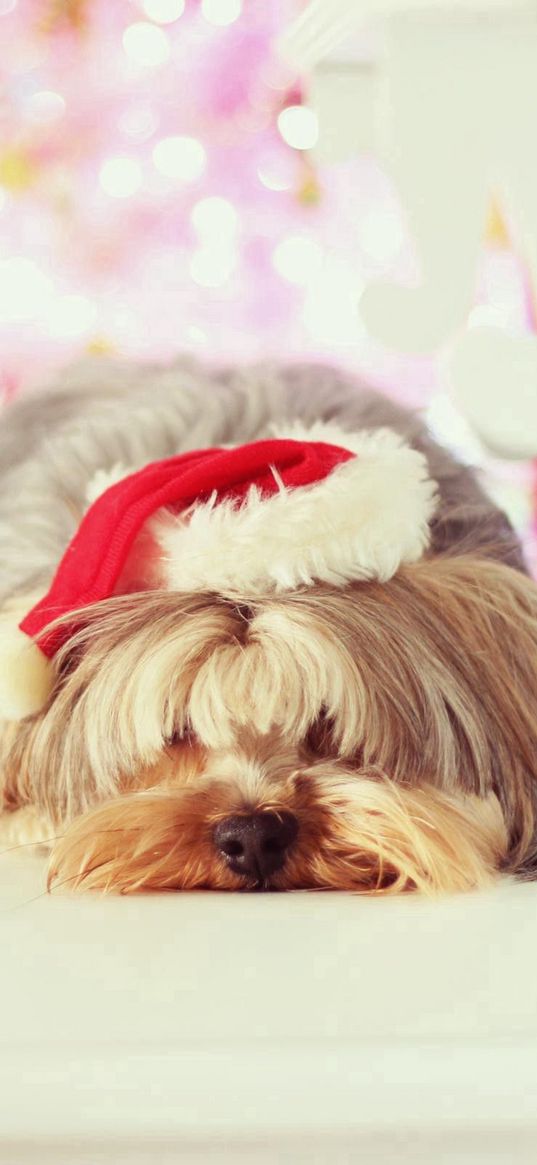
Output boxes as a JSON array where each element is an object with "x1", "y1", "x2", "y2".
[{"x1": 1, "y1": 854, "x2": 537, "y2": 1161}]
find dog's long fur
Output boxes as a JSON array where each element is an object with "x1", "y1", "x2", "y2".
[{"x1": 1, "y1": 357, "x2": 536, "y2": 895}]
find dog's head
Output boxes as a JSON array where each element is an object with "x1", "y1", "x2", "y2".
[
  {"x1": 3, "y1": 424, "x2": 537, "y2": 895},
  {"x1": 7, "y1": 551, "x2": 537, "y2": 895}
]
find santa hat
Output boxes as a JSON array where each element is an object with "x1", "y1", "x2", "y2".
[{"x1": 0, "y1": 422, "x2": 437, "y2": 721}]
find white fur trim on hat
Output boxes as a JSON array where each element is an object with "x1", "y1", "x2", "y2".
[
  {"x1": 152, "y1": 424, "x2": 438, "y2": 597},
  {"x1": 0, "y1": 619, "x2": 53, "y2": 721}
]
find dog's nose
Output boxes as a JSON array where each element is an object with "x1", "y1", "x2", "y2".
[{"x1": 213, "y1": 811, "x2": 298, "y2": 880}]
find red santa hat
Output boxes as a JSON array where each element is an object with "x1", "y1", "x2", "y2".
[{"x1": 0, "y1": 421, "x2": 437, "y2": 721}]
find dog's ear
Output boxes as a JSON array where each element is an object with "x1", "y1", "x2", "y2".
[
  {"x1": 284, "y1": 555, "x2": 537, "y2": 873},
  {"x1": 372, "y1": 553, "x2": 537, "y2": 871},
  {"x1": 429, "y1": 500, "x2": 528, "y2": 573}
]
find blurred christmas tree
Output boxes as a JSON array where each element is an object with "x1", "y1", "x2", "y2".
[
  {"x1": 0, "y1": 0, "x2": 319, "y2": 389},
  {"x1": 1, "y1": 0, "x2": 442, "y2": 405}
]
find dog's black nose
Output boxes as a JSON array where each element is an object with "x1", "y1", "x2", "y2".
[{"x1": 214, "y1": 811, "x2": 298, "y2": 880}]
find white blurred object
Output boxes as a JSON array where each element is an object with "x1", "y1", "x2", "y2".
[
  {"x1": 152, "y1": 135, "x2": 206, "y2": 181},
  {"x1": 279, "y1": 0, "x2": 523, "y2": 72},
  {"x1": 141, "y1": 0, "x2": 185, "y2": 22},
  {"x1": 201, "y1": 0, "x2": 242, "y2": 27},
  {"x1": 272, "y1": 235, "x2": 323, "y2": 285},
  {"x1": 0, "y1": 257, "x2": 52, "y2": 322},
  {"x1": 122, "y1": 21, "x2": 171, "y2": 67},
  {"x1": 448, "y1": 327, "x2": 537, "y2": 460},
  {"x1": 277, "y1": 104, "x2": 319, "y2": 150},
  {"x1": 191, "y1": 197, "x2": 238, "y2": 239},
  {"x1": 281, "y1": 1, "x2": 537, "y2": 458}
]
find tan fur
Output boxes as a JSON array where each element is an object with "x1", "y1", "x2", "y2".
[
  {"x1": 47, "y1": 764, "x2": 507, "y2": 896},
  {"x1": 3, "y1": 553, "x2": 537, "y2": 894}
]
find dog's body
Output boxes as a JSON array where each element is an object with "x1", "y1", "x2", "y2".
[{"x1": 1, "y1": 358, "x2": 536, "y2": 894}]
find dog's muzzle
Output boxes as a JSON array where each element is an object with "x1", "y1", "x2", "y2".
[{"x1": 213, "y1": 810, "x2": 298, "y2": 881}]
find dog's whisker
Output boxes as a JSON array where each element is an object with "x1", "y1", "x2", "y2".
[{"x1": 0, "y1": 835, "x2": 64, "y2": 855}]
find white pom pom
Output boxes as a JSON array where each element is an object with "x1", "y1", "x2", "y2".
[{"x1": 0, "y1": 621, "x2": 53, "y2": 721}]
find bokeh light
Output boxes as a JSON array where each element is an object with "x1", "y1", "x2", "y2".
[
  {"x1": 152, "y1": 136, "x2": 206, "y2": 181},
  {"x1": 272, "y1": 235, "x2": 323, "y2": 285},
  {"x1": 123, "y1": 22, "x2": 170, "y2": 67},
  {"x1": 141, "y1": 0, "x2": 185, "y2": 23},
  {"x1": 277, "y1": 104, "x2": 318, "y2": 151},
  {"x1": 46, "y1": 295, "x2": 97, "y2": 339},
  {"x1": 201, "y1": 0, "x2": 243, "y2": 27},
  {"x1": 191, "y1": 196, "x2": 238, "y2": 238},
  {"x1": 0, "y1": 258, "x2": 52, "y2": 323},
  {"x1": 25, "y1": 90, "x2": 66, "y2": 124}
]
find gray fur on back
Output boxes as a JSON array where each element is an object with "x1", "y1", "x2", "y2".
[{"x1": 0, "y1": 356, "x2": 525, "y2": 604}]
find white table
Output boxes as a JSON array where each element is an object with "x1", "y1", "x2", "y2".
[{"x1": 1, "y1": 852, "x2": 536, "y2": 1164}]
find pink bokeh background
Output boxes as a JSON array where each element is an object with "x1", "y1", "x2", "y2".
[
  {"x1": 0, "y1": 0, "x2": 535, "y2": 563},
  {"x1": 0, "y1": 0, "x2": 449, "y2": 401}
]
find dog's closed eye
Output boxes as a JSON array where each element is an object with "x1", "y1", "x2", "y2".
[
  {"x1": 165, "y1": 725, "x2": 197, "y2": 748},
  {"x1": 305, "y1": 711, "x2": 338, "y2": 758}
]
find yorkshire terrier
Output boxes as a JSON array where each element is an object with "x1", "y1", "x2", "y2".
[{"x1": 0, "y1": 357, "x2": 536, "y2": 896}]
